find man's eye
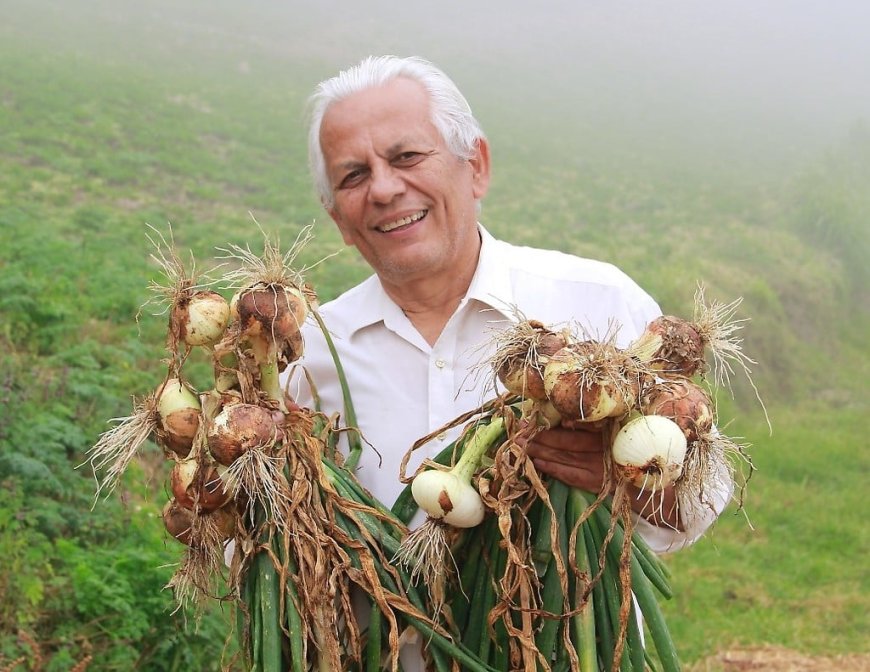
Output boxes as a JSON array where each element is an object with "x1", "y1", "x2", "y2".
[
  {"x1": 339, "y1": 170, "x2": 366, "y2": 188},
  {"x1": 393, "y1": 152, "x2": 424, "y2": 166}
]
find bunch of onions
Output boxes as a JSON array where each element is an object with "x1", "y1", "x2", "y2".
[
  {"x1": 387, "y1": 300, "x2": 761, "y2": 671},
  {"x1": 88, "y1": 227, "x2": 533, "y2": 671}
]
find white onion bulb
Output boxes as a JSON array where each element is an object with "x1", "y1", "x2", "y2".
[
  {"x1": 156, "y1": 379, "x2": 201, "y2": 457},
  {"x1": 174, "y1": 291, "x2": 230, "y2": 347},
  {"x1": 612, "y1": 414, "x2": 688, "y2": 491},
  {"x1": 411, "y1": 470, "x2": 485, "y2": 528}
]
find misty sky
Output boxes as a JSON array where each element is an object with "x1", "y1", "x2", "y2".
[
  {"x1": 5, "y1": 0, "x2": 870, "y2": 167},
  {"x1": 313, "y1": 1, "x2": 870, "y2": 148}
]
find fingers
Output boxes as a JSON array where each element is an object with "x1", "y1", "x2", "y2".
[
  {"x1": 525, "y1": 442, "x2": 590, "y2": 466},
  {"x1": 520, "y1": 426, "x2": 608, "y2": 493},
  {"x1": 532, "y1": 457, "x2": 603, "y2": 492},
  {"x1": 524, "y1": 426, "x2": 604, "y2": 457}
]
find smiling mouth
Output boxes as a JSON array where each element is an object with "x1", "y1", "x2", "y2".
[{"x1": 378, "y1": 209, "x2": 427, "y2": 232}]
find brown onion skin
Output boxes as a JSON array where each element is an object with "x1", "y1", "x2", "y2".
[
  {"x1": 236, "y1": 284, "x2": 306, "y2": 345},
  {"x1": 157, "y1": 408, "x2": 200, "y2": 458},
  {"x1": 277, "y1": 327, "x2": 305, "y2": 370},
  {"x1": 498, "y1": 329, "x2": 568, "y2": 400},
  {"x1": 207, "y1": 403, "x2": 279, "y2": 466},
  {"x1": 162, "y1": 499, "x2": 236, "y2": 546},
  {"x1": 545, "y1": 343, "x2": 638, "y2": 422},
  {"x1": 162, "y1": 499, "x2": 195, "y2": 545},
  {"x1": 170, "y1": 463, "x2": 231, "y2": 512},
  {"x1": 645, "y1": 316, "x2": 705, "y2": 377},
  {"x1": 642, "y1": 379, "x2": 714, "y2": 443},
  {"x1": 210, "y1": 506, "x2": 237, "y2": 540}
]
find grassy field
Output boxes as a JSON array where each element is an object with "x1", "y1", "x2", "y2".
[{"x1": 1, "y1": 1, "x2": 868, "y2": 669}]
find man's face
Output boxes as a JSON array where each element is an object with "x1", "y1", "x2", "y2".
[{"x1": 319, "y1": 77, "x2": 490, "y2": 285}]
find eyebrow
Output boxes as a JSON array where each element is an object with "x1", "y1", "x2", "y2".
[
  {"x1": 334, "y1": 159, "x2": 367, "y2": 174},
  {"x1": 333, "y1": 138, "x2": 422, "y2": 172}
]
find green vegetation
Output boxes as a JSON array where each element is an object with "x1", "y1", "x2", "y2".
[{"x1": 1, "y1": 1, "x2": 867, "y2": 669}]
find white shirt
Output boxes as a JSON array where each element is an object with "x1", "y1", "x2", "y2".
[{"x1": 288, "y1": 226, "x2": 730, "y2": 554}]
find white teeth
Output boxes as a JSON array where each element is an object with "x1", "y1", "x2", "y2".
[{"x1": 380, "y1": 210, "x2": 426, "y2": 232}]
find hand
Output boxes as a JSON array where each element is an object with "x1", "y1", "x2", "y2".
[
  {"x1": 522, "y1": 422, "x2": 683, "y2": 530},
  {"x1": 522, "y1": 424, "x2": 608, "y2": 494}
]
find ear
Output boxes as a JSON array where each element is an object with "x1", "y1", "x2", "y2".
[
  {"x1": 325, "y1": 205, "x2": 355, "y2": 246},
  {"x1": 468, "y1": 137, "x2": 491, "y2": 200}
]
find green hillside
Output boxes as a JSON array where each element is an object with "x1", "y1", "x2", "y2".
[{"x1": 1, "y1": 1, "x2": 867, "y2": 669}]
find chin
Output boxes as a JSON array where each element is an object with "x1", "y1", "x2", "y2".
[{"x1": 378, "y1": 254, "x2": 439, "y2": 280}]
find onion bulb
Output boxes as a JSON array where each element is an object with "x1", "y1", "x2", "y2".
[
  {"x1": 409, "y1": 416, "x2": 505, "y2": 528},
  {"x1": 495, "y1": 321, "x2": 569, "y2": 401},
  {"x1": 642, "y1": 379, "x2": 714, "y2": 443},
  {"x1": 612, "y1": 414, "x2": 688, "y2": 491},
  {"x1": 162, "y1": 498, "x2": 235, "y2": 546},
  {"x1": 630, "y1": 315, "x2": 706, "y2": 378},
  {"x1": 156, "y1": 379, "x2": 201, "y2": 457},
  {"x1": 207, "y1": 403, "x2": 280, "y2": 466},
  {"x1": 232, "y1": 283, "x2": 308, "y2": 409},
  {"x1": 235, "y1": 283, "x2": 308, "y2": 364},
  {"x1": 543, "y1": 342, "x2": 640, "y2": 422},
  {"x1": 170, "y1": 290, "x2": 230, "y2": 347},
  {"x1": 162, "y1": 499, "x2": 195, "y2": 545},
  {"x1": 170, "y1": 458, "x2": 231, "y2": 512},
  {"x1": 411, "y1": 470, "x2": 485, "y2": 528},
  {"x1": 629, "y1": 287, "x2": 757, "y2": 389}
]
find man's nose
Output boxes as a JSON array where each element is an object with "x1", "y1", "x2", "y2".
[{"x1": 368, "y1": 164, "x2": 405, "y2": 204}]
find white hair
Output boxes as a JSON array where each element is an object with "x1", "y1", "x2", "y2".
[{"x1": 307, "y1": 55, "x2": 486, "y2": 208}]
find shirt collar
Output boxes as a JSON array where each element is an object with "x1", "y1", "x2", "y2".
[
  {"x1": 345, "y1": 274, "x2": 404, "y2": 336},
  {"x1": 346, "y1": 224, "x2": 517, "y2": 337},
  {"x1": 464, "y1": 225, "x2": 516, "y2": 321}
]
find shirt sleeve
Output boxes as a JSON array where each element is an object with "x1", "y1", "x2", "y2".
[{"x1": 631, "y1": 452, "x2": 734, "y2": 554}]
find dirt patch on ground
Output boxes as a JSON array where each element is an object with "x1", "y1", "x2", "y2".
[{"x1": 688, "y1": 646, "x2": 870, "y2": 672}]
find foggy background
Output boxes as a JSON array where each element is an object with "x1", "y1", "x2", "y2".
[{"x1": 5, "y1": 0, "x2": 870, "y2": 179}]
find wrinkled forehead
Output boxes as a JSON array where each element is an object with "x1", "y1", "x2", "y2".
[
  {"x1": 322, "y1": 76, "x2": 431, "y2": 131},
  {"x1": 319, "y1": 78, "x2": 441, "y2": 160}
]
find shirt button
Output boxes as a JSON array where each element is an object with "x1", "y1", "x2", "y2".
[{"x1": 435, "y1": 358, "x2": 446, "y2": 369}]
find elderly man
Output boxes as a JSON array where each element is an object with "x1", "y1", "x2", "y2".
[{"x1": 289, "y1": 54, "x2": 730, "y2": 667}]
